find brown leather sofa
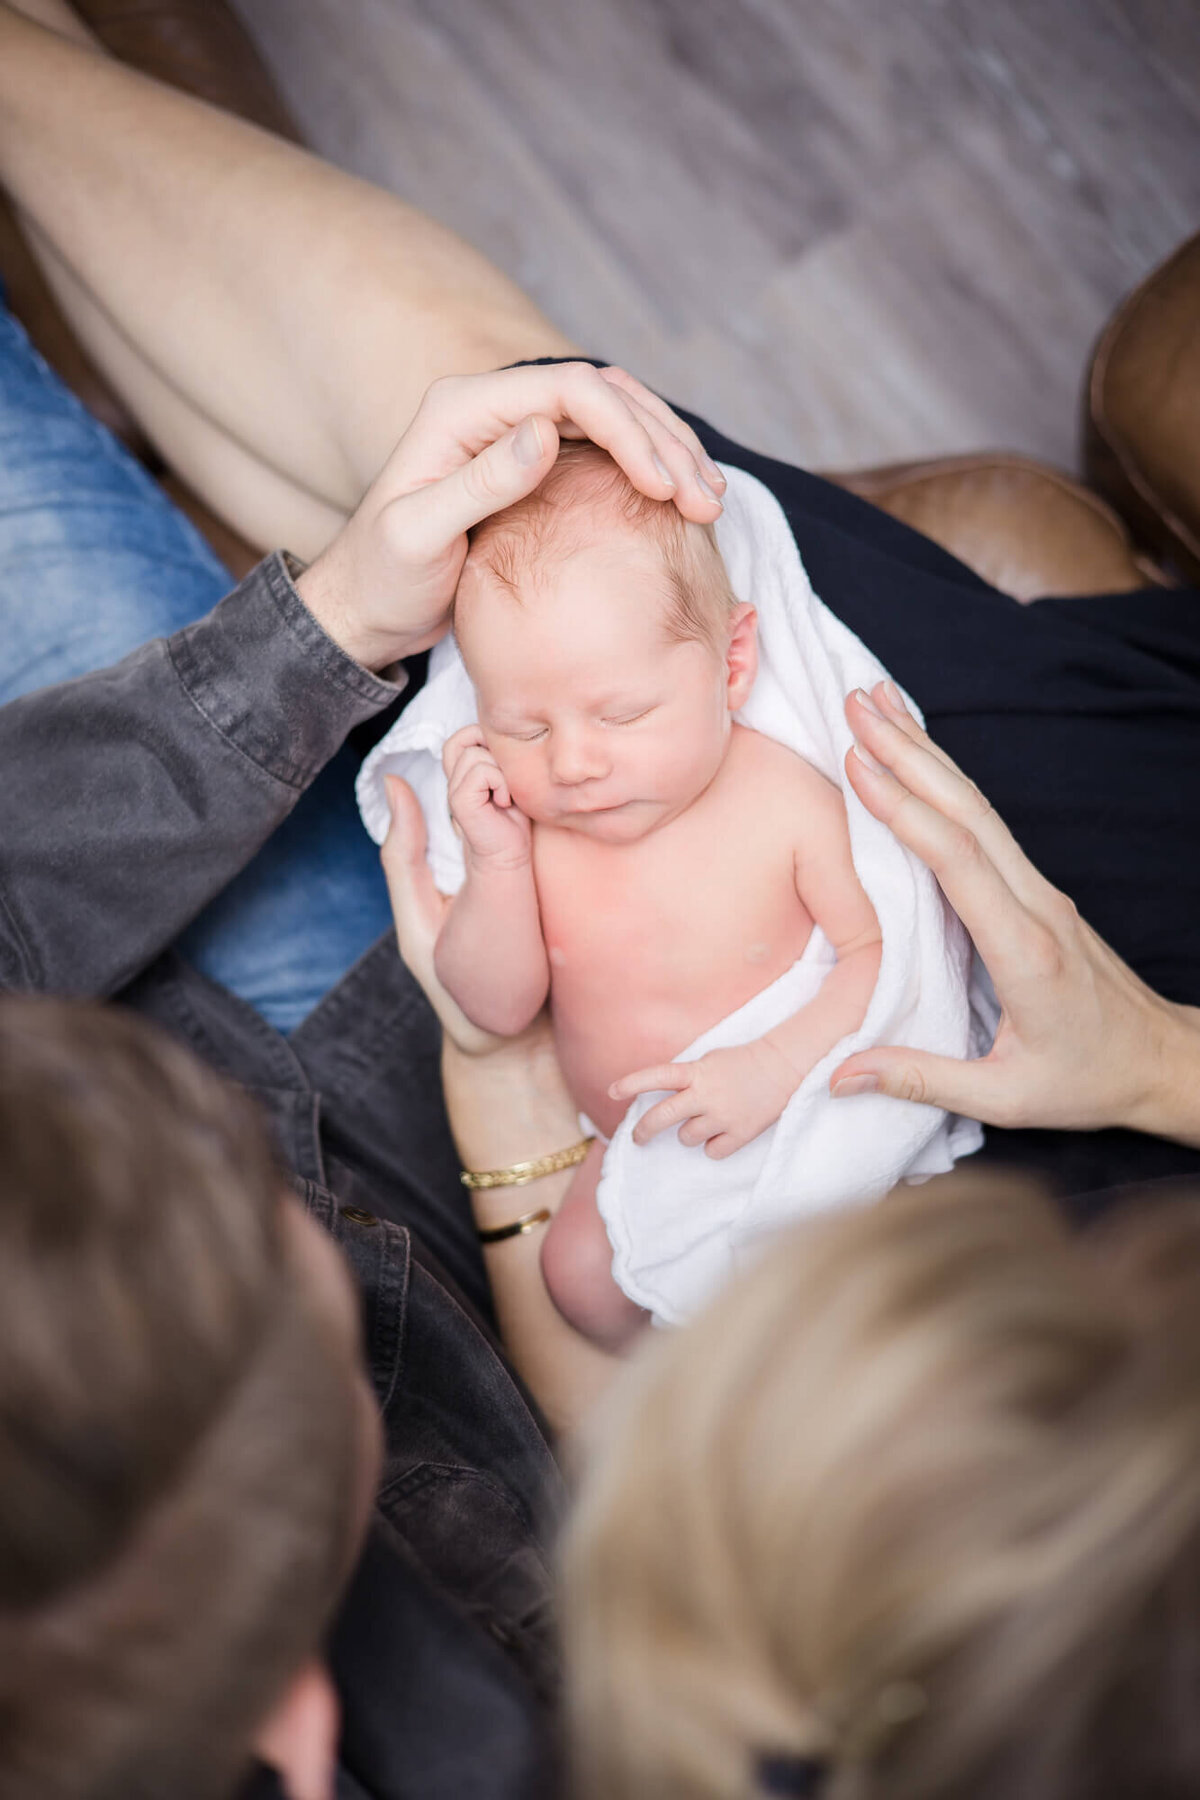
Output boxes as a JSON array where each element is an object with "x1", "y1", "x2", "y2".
[{"x1": 1, "y1": 0, "x2": 1195, "y2": 604}]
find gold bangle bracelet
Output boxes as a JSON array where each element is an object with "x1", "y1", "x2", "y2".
[
  {"x1": 460, "y1": 1134, "x2": 595, "y2": 1191},
  {"x1": 477, "y1": 1207, "x2": 553, "y2": 1245}
]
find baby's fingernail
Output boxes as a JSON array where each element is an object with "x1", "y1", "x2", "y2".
[
  {"x1": 850, "y1": 742, "x2": 888, "y2": 776},
  {"x1": 831, "y1": 1073, "x2": 879, "y2": 1098},
  {"x1": 881, "y1": 680, "x2": 909, "y2": 715},
  {"x1": 854, "y1": 686, "x2": 885, "y2": 719},
  {"x1": 652, "y1": 452, "x2": 676, "y2": 488},
  {"x1": 513, "y1": 417, "x2": 544, "y2": 466}
]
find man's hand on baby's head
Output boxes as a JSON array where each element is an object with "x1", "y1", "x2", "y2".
[
  {"x1": 611, "y1": 1040, "x2": 801, "y2": 1160},
  {"x1": 443, "y1": 724, "x2": 532, "y2": 870}
]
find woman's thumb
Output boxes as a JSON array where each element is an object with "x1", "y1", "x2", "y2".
[
  {"x1": 380, "y1": 776, "x2": 441, "y2": 941},
  {"x1": 830, "y1": 1046, "x2": 987, "y2": 1120}
]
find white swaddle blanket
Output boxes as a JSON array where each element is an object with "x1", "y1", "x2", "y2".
[{"x1": 358, "y1": 463, "x2": 992, "y2": 1325}]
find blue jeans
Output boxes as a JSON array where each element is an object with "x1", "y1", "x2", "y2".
[{"x1": 0, "y1": 300, "x2": 394, "y2": 1031}]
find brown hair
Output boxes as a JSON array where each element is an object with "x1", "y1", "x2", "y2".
[
  {"x1": 0, "y1": 997, "x2": 361, "y2": 1800},
  {"x1": 462, "y1": 439, "x2": 737, "y2": 649},
  {"x1": 562, "y1": 1176, "x2": 1200, "y2": 1800}
]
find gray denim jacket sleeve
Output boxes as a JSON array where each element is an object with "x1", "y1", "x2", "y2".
[{"x1": 0, "y1": 551, "x2": 402, "y2": 998}]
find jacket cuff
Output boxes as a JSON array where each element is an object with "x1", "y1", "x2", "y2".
[{"x1": 168, "y1": 550, "x2": 406, "y2": 790}]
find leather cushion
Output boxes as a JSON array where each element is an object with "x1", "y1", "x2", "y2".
[
  {"x1": 825, "y1": 452, "x2": 1165, "y2": 602},
  {"x1": 1085, "y1": 231, "x2": 1200, "y2": 584}
]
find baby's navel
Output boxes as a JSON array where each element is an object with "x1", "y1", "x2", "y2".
[
  {"x1": 548, "y1": 946, "x2": 567, "y2": 968},
  {"x1": 744, "y1": 942, "x2": 770, "y2": 964}
]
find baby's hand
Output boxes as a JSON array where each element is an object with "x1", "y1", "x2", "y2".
[
  {"x1": 443, "y1": 724, "x2": 532, "y2": 869},
  {"x1": 610, "y1": 1041, "x2": 800, "y2": 1160}
]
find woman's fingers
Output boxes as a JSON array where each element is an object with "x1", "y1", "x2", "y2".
[
  {"x1": 845, "y1": 687, "x2": 1054, "y2": 915},
  {"x1": 380, "y1": 776, "x2": 443, "y2": 948},
  {"x1": 379, "y1": 776, "x2": 498, "y2": 1056},
  {"x1": 844, "y1": 740, "x2": 1066, "y2": 1002}
]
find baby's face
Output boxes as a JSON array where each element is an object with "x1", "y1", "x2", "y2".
[{"x1": 457, "y1": 537, "x2": 735, "y2": 844}]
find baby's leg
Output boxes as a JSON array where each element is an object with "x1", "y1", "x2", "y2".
[{"x1": 540, "y1": 1140, "x2": 649, "y2": 1354}]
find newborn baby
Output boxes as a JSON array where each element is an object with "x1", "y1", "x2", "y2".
[{"x1": 437, "y1": 442, "x2": 882, "y2": 1349}]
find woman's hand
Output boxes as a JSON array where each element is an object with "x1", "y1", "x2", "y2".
[
  {"x1": 296, "y1": 362, "x2": 725, "y2": 671},
  {"x1": 378, "y1": 775, "x2": 505, "y2": 1056},
  {"x1": 380, "y1": 774, "x2": 619, "y2": 1427},
  {"x1": 832, "y1": 682, "x2": 1200, "y2": 1147}
]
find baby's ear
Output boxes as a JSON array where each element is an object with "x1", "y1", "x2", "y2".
[{"x1": 725, "y1": 603, "x2": 758, "y2": 708}]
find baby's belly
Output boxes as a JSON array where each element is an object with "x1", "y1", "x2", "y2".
[{"x1": 551, "y1": 944, "x2": 809, "y2": 1140}]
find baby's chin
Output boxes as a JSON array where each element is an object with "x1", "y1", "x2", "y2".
[{"x1": 539, "y1": 799, "x2": 658, "y2": 843}]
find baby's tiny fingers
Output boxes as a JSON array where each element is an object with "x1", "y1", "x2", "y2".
[
  {"x1": 610, "y1": 1064, "x2": 690, "y2": 1102},
  {"x1": 676, "y1": 1116, "x2": 711, "y2": 1148},
  {"x1": 704, "y1": 1133, "x2": 741, "y2": 1160},
  {"x1": 630, "y1": 1090, "x2": 702, "y2": 1146},
  {"x1": 450, "y1": 745, "x2": 502, "y2": 796},
  {"x1": 442, "y1": 723, "x2": 487, "y2": 779}
]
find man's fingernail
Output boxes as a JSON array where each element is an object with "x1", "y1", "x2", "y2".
[
  {"x1": 695, "y1": 469, "x2": 720, "y2": 501},
  {"x1": 652, "y1": 452, "x2": 676, "y2": 488},
  {"x1": 513, "y1": 418, "x2": 544, "y2": 465},
  {"x1": 850, "y1": 742, "x2": 887, "y2": 776},
  {"x1": 882, "y1": 680, "x2": 909, "y2": 715},
  {"x1": 854, "y1": 686, "x2": 885, "y2": 719},
  {"x1": 831, "y1": 1074, "x2": 879, "y2": 1098},
  {"x1": 703, "y1": 457, "x2": 726, "y2": 488}
]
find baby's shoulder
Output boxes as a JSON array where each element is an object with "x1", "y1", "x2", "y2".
[{"x1": 729, "y1": 724, "x2": 843, "y2": 806}]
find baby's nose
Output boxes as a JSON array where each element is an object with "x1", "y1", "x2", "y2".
[{"x1": 550, "y1": 731, "x2": 608, "y2": 785}]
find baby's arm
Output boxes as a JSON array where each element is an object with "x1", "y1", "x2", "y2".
[
  {"x1": 432, "y1": 726, "x2": 551, "y2": 1036},
  {"x1": 763, "y1": 776, "x2": 882, "y2": 1081},
  {"x1": 612, "y1": 774, "x2": 881, "y2": 1157}
]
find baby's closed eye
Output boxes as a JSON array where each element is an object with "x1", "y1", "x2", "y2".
[{"x1": 603, "y1": 707, "x2": 655, "y2": 726}]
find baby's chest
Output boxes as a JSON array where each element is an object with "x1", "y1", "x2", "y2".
[{"x1": 534, "y1": 827, "x2": 811, "y2": 1002}]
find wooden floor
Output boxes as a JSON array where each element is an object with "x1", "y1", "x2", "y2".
[{"x1": 231, "y1": 0, "x2": 1200, "y2": 476}]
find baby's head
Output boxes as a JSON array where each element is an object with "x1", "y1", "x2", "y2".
[{"x1": 454, "y1": 442, "x2": 756, "y2": 842}]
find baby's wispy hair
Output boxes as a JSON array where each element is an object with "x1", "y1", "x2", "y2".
[{"x1": 462, "y1": 440, "x2": 736, "y2": 649}]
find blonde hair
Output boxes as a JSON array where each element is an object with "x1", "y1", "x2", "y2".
[
  {"x1": 463, "y1": 439, "x2": 737, "y2": 649},
  {"x1": 561, "y1": 1176, "x2": 1200, "y2": 1800}
]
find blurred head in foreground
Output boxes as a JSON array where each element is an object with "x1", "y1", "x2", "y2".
[
  {"x1": 0, "y1": 997, "x2": 377, "y2": 1800},
  {"x1": 563, "y1": 1175, "x2": 1200, "y2": 1800}
]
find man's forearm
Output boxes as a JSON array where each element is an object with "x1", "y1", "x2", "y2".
[
  {"x1": 434, "y1": 862, "x2": 550, "y2": 1037},
  {"x1": 0, "y1": 554, "x2": 400, "y2": 997}
]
